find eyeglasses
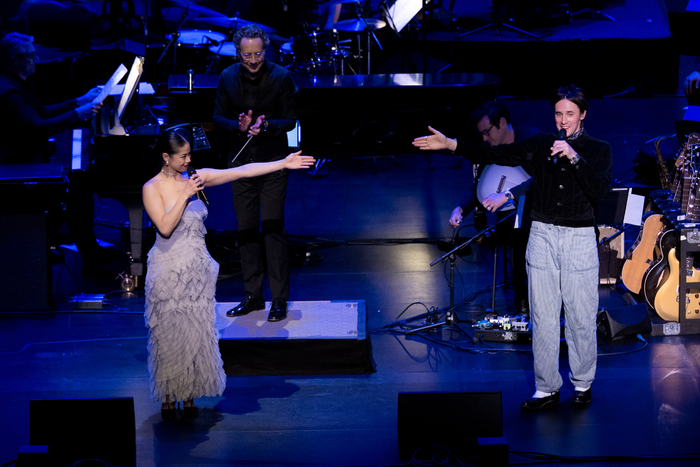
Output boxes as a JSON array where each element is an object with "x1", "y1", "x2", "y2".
[
  {"x1": 240, "y1": 52, "x2": 265, "y2": 61},
  {"x1": 479, "y1": 124, "x2": 495, "y2": 137}
]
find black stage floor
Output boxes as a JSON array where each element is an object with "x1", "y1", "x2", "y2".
[{"x1": 3, "y1": 94, "x2": 700, "y2": 466}]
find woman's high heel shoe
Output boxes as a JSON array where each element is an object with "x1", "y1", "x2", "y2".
[
  {"x1": 161, "y1": 402, "x2": 176, "y2": 422},
  {"x1": 183, "y1": 400, "x2": 199, "y2": 419}
]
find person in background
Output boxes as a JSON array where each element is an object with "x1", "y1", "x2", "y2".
[
  {"x1": 448, "y1": 101, "x2": 541, "y2": 315},
  {"x1": 214, "y1": 25, "x2": 298, "y2": 323},
  {"x1": 0, "y1": 32, "x2": 116, "y2": 266}
]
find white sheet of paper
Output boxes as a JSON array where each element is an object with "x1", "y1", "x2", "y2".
[
  {"x1": 94, "y1": 64, "x2": 127, "y2": 103},
  {"x1": 624, "y1": 193, "x2": 645, "y2": 226}
]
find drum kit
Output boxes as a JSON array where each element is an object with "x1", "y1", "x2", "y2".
[{"x1": 160, "y1": 0, "x2": 387, "y2": 76}]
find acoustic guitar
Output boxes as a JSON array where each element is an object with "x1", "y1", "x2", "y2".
[
  {"x1": 621, "y1": 213, "x2": 666, "y2": 294},
  {"x1": 653, "y1": 247, "x2": 700, "y2": 322},
  {"x1": 640, "y1": 228, "x2": 678, "y2": 311}
]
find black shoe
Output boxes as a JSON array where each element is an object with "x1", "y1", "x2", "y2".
[
  {"x1": 520, "y1": 391, "x2": 560, "y2": 411},
  {"x1": 572, "y1": 388, "x2": 592, "y2": 406},
  {"x1": 161, "y1": 403, "x2": 176, "y2": 422},
  {"x1": 267, "y1": 299, "x2": 288, "y2": 322},
  {"x1": 183, "y1": 405, "x2": 199, "y2": 419},
  {"x1": 226, "y1": 295, "x2": 265, "y2": 317}
]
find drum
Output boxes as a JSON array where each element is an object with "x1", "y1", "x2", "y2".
[
  {"x1": 177, "y1": 29, "x2": 226, "y2": 48},
  {"x1": 279, "y1": 42, "x2": 295, "y2": 68},
  {"x1": 207, "y1": 42, "x2": 238, "y2": 72},
  {"x1": 285, "y1": 31, "x2": 344, "y2": 75},
  {"x1": 173, "y1": 29, "x2": 227, "y2": 73}
]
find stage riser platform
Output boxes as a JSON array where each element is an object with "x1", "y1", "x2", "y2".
[{"x1": 216, "y1": 300, "x2": 374, "y2": 376}]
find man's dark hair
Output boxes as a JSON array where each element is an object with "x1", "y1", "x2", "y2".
[
  {"x1": 233, "y1": 25, "x2": 270, "y2": 50},
  {"x1": 550, "y1": 84, "x2": 588, "y2": 113},
  {"x1": 470, "y1": 101, "x2": 511, "y2": 127}
]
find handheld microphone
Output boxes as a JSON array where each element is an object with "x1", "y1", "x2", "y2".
[
  {"x1": 186, "y1": 166, "x2": 209, "y2": 206},
  {"x1": 552, "y1": 128, "x2": 567, "y2": 164}
]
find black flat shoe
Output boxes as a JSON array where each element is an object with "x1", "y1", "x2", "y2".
[
  {"x1": 520, "y1": 391, "x2": 560, "y2": 412},
  {"x1": 226, "y1": 295, "x2": 265, "y2": 317},
  {"x1": 267, "y1": 299, "x2": 288, "y2": 322},
  {"x1": 572, "y1": 388, "x2": 592, "y2": 406}
]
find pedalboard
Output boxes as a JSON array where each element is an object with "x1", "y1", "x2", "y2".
[{"x1": 472, "y1": 314, "x2": 532, "y2": 344}]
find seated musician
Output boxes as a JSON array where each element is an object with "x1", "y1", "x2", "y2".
[
  {"x1": 0, "y1": 32, "x2": 118, "y2": 267},
  {"x1": 447, "y1": 101, "x2": 541, "y2": 314},
  {"x1": 0, "y1": 32, "x2": 101, "y2": 164}
]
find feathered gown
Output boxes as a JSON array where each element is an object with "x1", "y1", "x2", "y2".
[{"x1": 144, "y1": 199, "x2": 226, "y2": 402}]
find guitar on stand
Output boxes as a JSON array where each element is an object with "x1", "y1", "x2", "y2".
[
  {"x1": 652, "y1": 245, "x2": 700, "y2": 322},
  {"x1": 640, "y1": 228, "x2": 679, "y2": 312},
  {"x1": 621, "y1": 212, "x2": 667, "y2": 294}
]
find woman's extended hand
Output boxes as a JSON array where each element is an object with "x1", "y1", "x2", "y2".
[{"x1": 284, "y1": 151, "x2": 316, "y2": 169}]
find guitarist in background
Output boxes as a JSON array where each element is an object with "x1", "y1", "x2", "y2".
[
  {"x1": 447, "y1": 101, "x2": 541, "y2": 315},
  {"x1": 414, "y1": 85, "x2": 612, "y2": 411}
]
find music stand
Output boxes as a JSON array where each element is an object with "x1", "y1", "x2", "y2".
[{"x1": 406, "y1": 211, "x2": 516, "y2": 335}]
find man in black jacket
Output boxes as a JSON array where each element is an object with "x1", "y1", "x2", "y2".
[
  {"x1": 414, "y1": 85, "x2": 612, "y2": 411},
  {"x1": 214, "y1": 25, "x2": 298, "y2": 322}
]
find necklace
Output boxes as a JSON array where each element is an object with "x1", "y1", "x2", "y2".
[{"x1": 160, "y1": 168, "x2": 180, "y2": 178}]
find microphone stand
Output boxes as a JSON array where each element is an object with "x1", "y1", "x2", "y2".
[
  {"x1": 406, "y1": 211, "x2": 516, "y2": 335},
  {"x1": 158, "y1": 8, "x2": 190, "y2": 74}
]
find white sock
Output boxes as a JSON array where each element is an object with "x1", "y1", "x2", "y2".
[
  {"x1": 533, "y1": 390, "x2": 557, "y2": 398},
  {"x1": 574, "y1": 386, "x2": 590, "y2": 393}
]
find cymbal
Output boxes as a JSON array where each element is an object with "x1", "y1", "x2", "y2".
[
  {"x1": 332, "y1": 18, "x2": 386, "y2": 31},
  {"x1": 167, "y1": 0, "x2": 227, "y2": 18},
  {"x1": 193, "y1": 16, "x2": 277, "y2": 33}
]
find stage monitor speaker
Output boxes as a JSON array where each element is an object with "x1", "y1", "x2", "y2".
[
  {"x1": 29, "y1": 397, "x2": 136, "y2": 466},
  {"x1": 0, "y1": 213, "x2": 51, "y2": 310},
  {"x1": 596, "y1": 303, "x2": 651, "y2": 342},
  {"x1": 598, "y1": 225, "x2": 624, "y2": 285},
  {"x1": 397, "y1": 391, "x2": 502, "y2": 461}
]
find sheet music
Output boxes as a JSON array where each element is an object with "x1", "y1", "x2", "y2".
[{"x1": 93, "y1": 64, "x2": 128, "y2": 104}]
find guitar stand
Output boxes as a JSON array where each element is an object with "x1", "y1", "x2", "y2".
[{"x1": 406, "y1": 211, "x2": 516, "y2": 335}]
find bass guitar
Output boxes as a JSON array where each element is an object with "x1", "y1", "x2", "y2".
[
  {"x1": 620, "y1": 212, "x2": 666, "y2": 294},
  {"x1": 653, "y1": 247, "x2": 700, "y2": 322}
]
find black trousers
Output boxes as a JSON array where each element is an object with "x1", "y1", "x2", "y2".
[
  {"x1": 495, "y1": 210, "x2": 529, "y2": 305},
  {"x1": 231, "y1": 169, "x2": 289, "y2": 302}
]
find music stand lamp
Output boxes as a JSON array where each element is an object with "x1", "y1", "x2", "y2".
[{"x1": 406, "y1": 211, "x2": 516, "y2": 335}]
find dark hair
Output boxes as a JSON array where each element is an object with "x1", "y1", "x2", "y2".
[
  {"x1": 233, "y1": 25, "x2": 270, "y2": 50},
  {"x1": 470, "y1": 101, "x2": 511, "y2": 127},
  {"x1": 152, "y1": 129, "x2": 189, "y2": 164},
  {"x1": 550, "y1": 84, "x2": 588, "y2": 113},
  {"x1": 0, "y1": 32, "x2": 33, "y2": 70}
]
